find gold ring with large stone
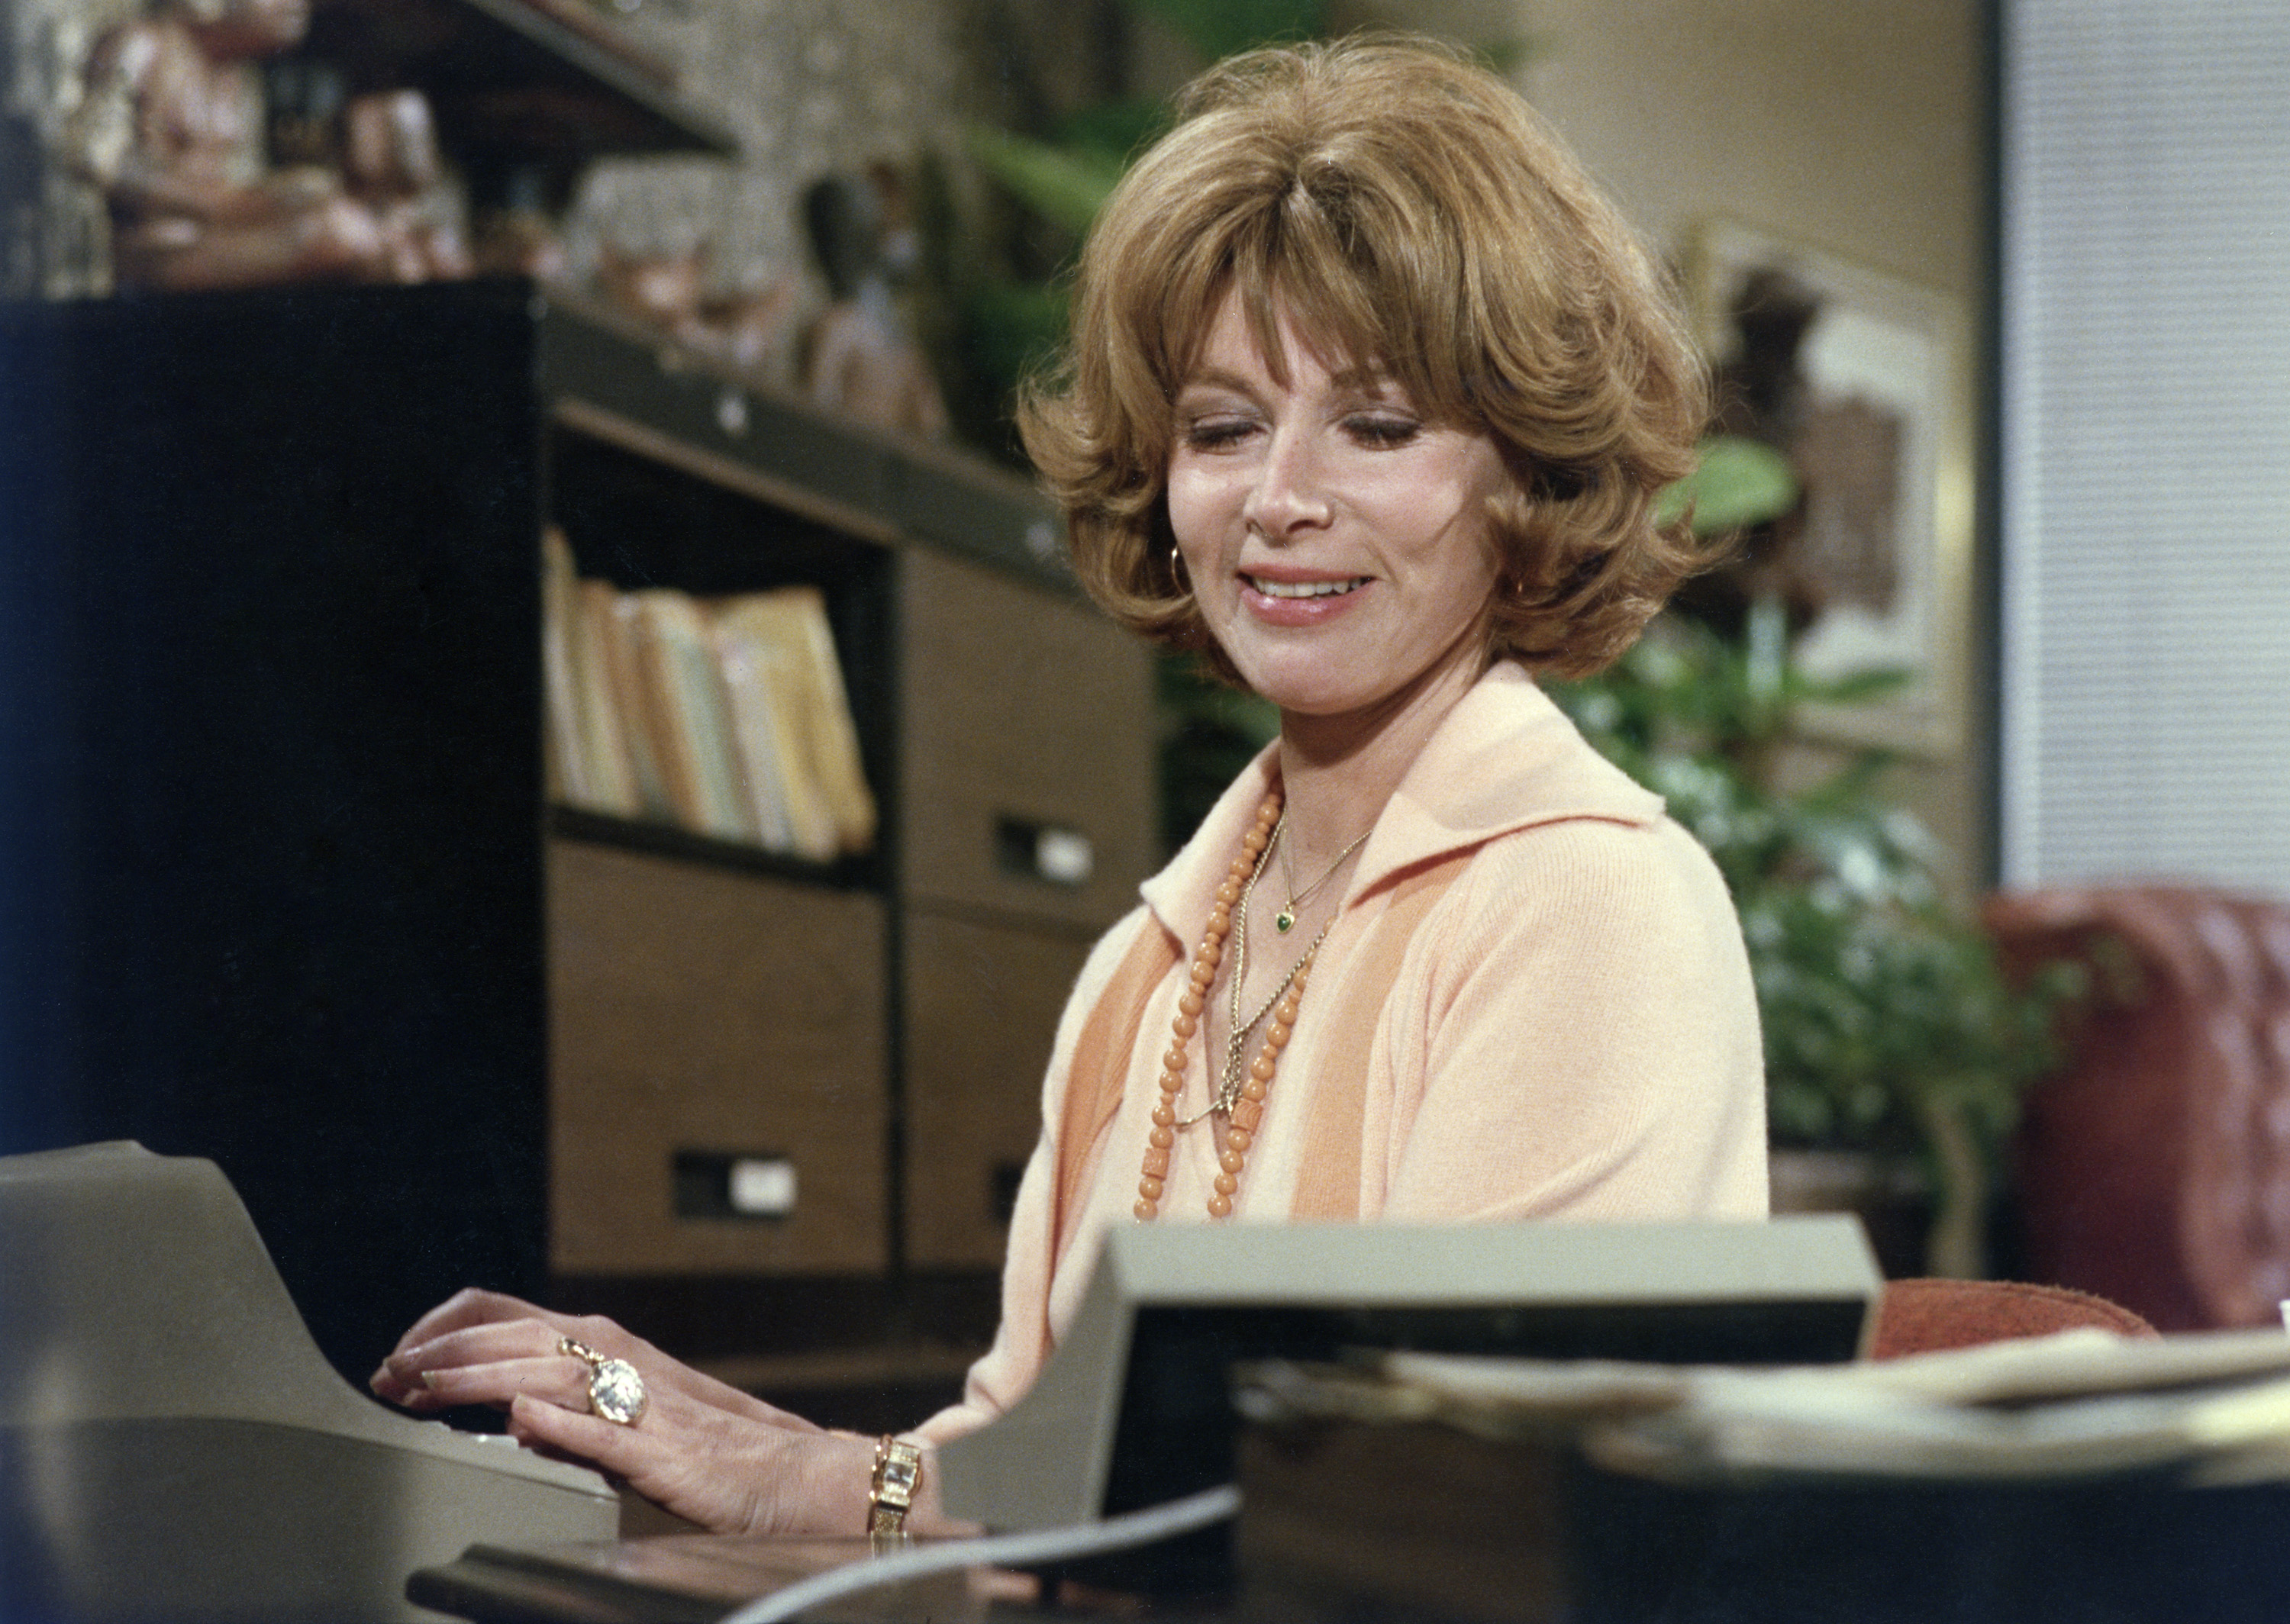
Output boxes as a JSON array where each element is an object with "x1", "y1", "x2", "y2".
[{"x1": 558, "y1": 1336, "x2": 647, "y2": 1426}]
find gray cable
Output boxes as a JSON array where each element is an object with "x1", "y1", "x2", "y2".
[{"x1": 718, "y1": 1483, "x2": 1242, "y2": 1624}]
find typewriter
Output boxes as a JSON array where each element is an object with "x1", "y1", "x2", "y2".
[{"x1": 0, "y1": 1141, "x2": 618, "y2": 1622}]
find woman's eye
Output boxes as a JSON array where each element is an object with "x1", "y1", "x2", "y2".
[
  {"x1": 1182, "y1": 417, "x2": 1256, "y2": 450},
  {"x1": 1346, "y1": 414, "x2": 1422, "y2": 448}
]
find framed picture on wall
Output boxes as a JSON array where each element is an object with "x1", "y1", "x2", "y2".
[{"x1": 1688, "y1": 218, "x2": 1973, "y2": 754}]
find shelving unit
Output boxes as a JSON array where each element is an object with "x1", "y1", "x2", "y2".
[
  {"x1": 286, "y1": 0, "x2": 740, "y2": 210},
  {"x1": 0, "y1": 280, "x2": 1154, "y2": 1403}
]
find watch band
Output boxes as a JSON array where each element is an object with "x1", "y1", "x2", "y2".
[{"x1": 867, "y1": 1436, "x2": 923, "y2": 1538}]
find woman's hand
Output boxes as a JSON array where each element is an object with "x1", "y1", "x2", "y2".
[
  {"x1": 501, "y1": 1383, "x2": 879, "y2": 1538},
  {"x1": 369, "y1": 1288, "x2": 876, "y2": 1535}
]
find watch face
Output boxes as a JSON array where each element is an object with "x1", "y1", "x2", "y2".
[{"x1": 876, "y1": 1440, "x2": 921, "y2": 1506}]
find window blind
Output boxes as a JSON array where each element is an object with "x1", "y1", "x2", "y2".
[{"x1": 1999, "y1": 2, "x2": 2290, "y2": 895}]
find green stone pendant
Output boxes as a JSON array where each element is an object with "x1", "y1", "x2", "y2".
[{"x1": 1275, "y1": 908, "x2": 1295, "y2": 933}]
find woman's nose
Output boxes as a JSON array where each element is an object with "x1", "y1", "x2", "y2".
[{"x1": 1240, "y1": 428, "x2": 1334, "y2": 537}]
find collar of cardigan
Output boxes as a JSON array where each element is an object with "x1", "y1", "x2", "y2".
[{"x1": 1138, "y1": 661, "x2": 1664, "y2": 942}]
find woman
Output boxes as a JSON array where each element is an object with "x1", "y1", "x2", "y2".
[{"x1": 373, "y1": 34, "x2": 1765, "y2": 1539}]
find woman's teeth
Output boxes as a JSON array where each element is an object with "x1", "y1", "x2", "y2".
[{"x1": 1247, "y1": 575, "x2": 1367, "y2": 598}]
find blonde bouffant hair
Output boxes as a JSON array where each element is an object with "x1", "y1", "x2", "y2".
[{"x1": 1018, "y1": 34, "x2": 1709, "y2": 682}]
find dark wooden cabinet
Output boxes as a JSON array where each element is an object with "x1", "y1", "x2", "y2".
[
  {"x1": 547, "y1": 843, "x2": 892, "y2": 1278},
  {"x1": 0, "y1": 281, "x2": 1153, "y2": 1390},
  {"x1": 895, "y1": 548, "x2": 1158, "y2": 1268}
]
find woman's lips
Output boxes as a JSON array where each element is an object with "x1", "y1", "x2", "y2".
[{"x1": 1240, "y1": 572, "x2": 1371, "y2": 626}]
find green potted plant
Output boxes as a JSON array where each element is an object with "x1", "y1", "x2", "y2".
[{"x1": 1550, "y1": 447, "x2": 2084, "y2": 1274}]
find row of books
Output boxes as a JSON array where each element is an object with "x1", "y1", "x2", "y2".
[{"x1": 541, "y1": 529, "x2": 876, "y2": 861}]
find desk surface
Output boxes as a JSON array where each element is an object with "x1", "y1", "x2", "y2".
[{"x1": 408, "y1": 1535, "x2": 1221, "y2": 1624}]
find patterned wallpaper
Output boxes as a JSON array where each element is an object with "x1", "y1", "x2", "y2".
[
  {"x1": 2, "y1": 0, "x2": 124, "y2": 295},
  {"x1": 563, "y1": 0, "x2": 979, "y2": 317},
  {"x1": 0, "y1": 0, "x2": 1113, "y2": 317}
]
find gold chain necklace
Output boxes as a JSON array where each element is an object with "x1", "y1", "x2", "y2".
[
  {"x1": 1272, "y1": 820, "x2": 1372, "y2": 934},
  {"x1": 1175, "y1": 811, "x2": 1327, "y2": 1128}
]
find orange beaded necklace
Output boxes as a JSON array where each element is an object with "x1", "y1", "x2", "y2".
[{"x1": 1134, "y1": 790, "x2": 1325, "y2": 1222}]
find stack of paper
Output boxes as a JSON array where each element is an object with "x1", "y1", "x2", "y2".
[{"x1": 1242, "y1": 1328, "x2": 2290, "y2": 1487}]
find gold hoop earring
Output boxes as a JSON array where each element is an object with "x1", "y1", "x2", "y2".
[{"x1": 1169, "y1": 544, "x2": 1189, "y2": 591}]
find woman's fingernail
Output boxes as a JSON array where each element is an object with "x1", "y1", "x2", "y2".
[{"x1": 420, "y1": 1370, "x2": 443, "y2": 1391}]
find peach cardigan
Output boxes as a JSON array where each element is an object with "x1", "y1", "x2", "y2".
[{"x1": 917, "y1": 662, "x2": 1766, "y2": 1442}]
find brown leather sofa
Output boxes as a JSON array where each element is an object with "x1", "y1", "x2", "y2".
[
  {"x1": 1985, "y1": 884, "x2": 2290, "y2": 1331},
  {"x1": 1868, "y1": 1277, "x2": 2156, "y2": 1357}
]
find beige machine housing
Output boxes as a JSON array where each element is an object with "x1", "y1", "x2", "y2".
[
  {"x1": 0, "y1": 1142, "x2": 619, "y2": 1622},
  {"x1": 937, "y1": 1216, "x2": 1882, "y2": 1532}
]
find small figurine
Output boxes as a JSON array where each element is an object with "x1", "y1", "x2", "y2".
[
  {"x1": 63, "y1": 0, "x2": 392, "y2": 290},
  {"x1": 593, "y1": 239, "x2": 711, "y2": 339},
  {"x1": 472, "y1": 168, "x2": 568, "y2": 282},
  {"x1": 593, "y1": 240, "x2": 798, "y2": 380},
  {"x1": 342, "y1": 89, "x2": 473, "y2": 283},
  {"x1": 702, "y1": 276, "x2": 802, "y2": 379},
  {"x1": 799, "y1": 165, "x2": 949, "y2": 438}
]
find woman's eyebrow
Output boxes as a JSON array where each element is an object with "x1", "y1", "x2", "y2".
[
  {"x1": 1176, "y1": 362, "x2": 1398, "y2": 397},
  {"x1": 1326, "y1": 360, "x2": 1389, "y2": 386},
  {"x1": 1174, "y1": 366, "x2": 1259, "y2": 396}
]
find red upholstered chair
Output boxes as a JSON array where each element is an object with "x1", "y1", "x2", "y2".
[
  {"x1": 1869, "y1": 1277, "x2": 2158, "y2": 1361},
  {"x1": 1985, "y1": 885, "x2": 2290, "y2": 1331}
]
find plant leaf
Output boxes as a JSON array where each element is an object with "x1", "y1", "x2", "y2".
[
  {"x1": 964, "y1": 124, "x2": 1128, "y2": 237},
  {"x1": 1799, "y1": 665, "x2": 1917, "y2": 706},
  {"x1": 964, "y1": 281, "x2": 1069, "y2": 391},
  {"x1": 1056, "y1": 98, "x2": 1172, "y2": 162},
  {"x1": 1655, "y1": 435, "x2": 1799, "y2": 535},
  {"x1": 1125, "y1": 0, "x2": 1325, "y2": 60}
]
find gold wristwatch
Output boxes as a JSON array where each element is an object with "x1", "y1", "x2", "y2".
[{"x1": 868, "y1": 1436, "x2": 923, "y2": 1539}]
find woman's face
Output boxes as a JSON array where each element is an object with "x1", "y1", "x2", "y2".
[{"x1": 1166, "y1": 293, "x2": 1508, "y2": 721}]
